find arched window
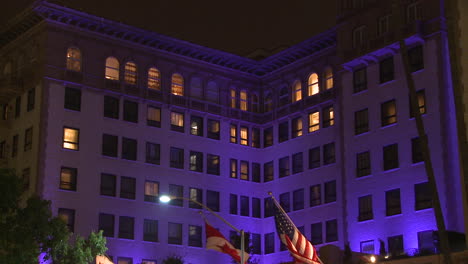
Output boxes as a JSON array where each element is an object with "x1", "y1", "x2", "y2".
[
  {"x1": 230, "y1": 88, "x2": 237, "y2": 108},
  {"x1": 190, "y1": 77, "x2": 203, "y2": 99},
  {"x1": 353, "y1": 25, "x2": 367, "y2": 48},
  {"x1": 171, "y1": 73, "x2": 184, "y2": 96},
  {"x1": 324, "y1": 67, "x2": 333, "y2": 90},
  {"x1": 264, "y1": 93, "x2": 273, "y2": 112},
  {"x1": 105, "y1": 57, "x2": 119, "y2": 80},
  {"x1": 206, "y1": 81, "x2": 219, "y2": 103},
  {"x1": 3, "y1": 62, "x2": 12, "y2": 78},
  {"x1": 124, "y1": 62, "x2": 137, "y2": 85},
  {"x1": 252, "y1": 94, "x2": 259, "y2": 113},
  {"x1": 308, "y1": 73, "x2": 319, "y2": 96},
  {"x1": 66, "y1": 47, "x2": 81, "y2": 72},
  {"x1": 148, "y1": 67, "x2": 161, "y2": 90},
  {"x1": 240, "y1": 90, "x2": 248, "y2": 111},
  {"x1": 292, "y1": 80, "x2": 302, "y2": 102},
  {"x1": 279, "y1": 87, "x2": 289, "y2": 106}
]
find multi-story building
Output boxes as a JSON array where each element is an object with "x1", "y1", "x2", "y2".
[{"x1": 0, "y1": 0, "x2": 465, "y2": 264}]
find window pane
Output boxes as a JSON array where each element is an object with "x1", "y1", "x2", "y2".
[{"x1": 63, "y1": 127, "x2": 79, "y2": 150}]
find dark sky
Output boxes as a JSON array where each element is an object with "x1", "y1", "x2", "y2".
[{"x1": 1, "y1": 0, "x2": 337, "y2": 56}]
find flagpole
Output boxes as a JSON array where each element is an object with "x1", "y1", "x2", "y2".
[{"x1": 268, "y1": 191, "x2": 325, "y2": 264}]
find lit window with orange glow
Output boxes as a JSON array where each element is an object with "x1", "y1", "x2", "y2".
[
  {"x1": 308, "y1": 111, "x2": 320, "y2": 132},
  {"x1": 308, "y1": 73, "x2": 319, "y2": 96},
  {"x1": 240, "y1": 90, "x2": 248, "y2": 111},
  {"x1": 105, "y1": 57, "x2": 119, "y2": 80},
  {"x1": 171, "y1": 73, "x2": 184, "y2": 96},
  {"x1": 293, "y1": 81, "x2": 302, "y2": 102},
  {"x1": 171, "y1": 112, "x2": 184, "y2": 127},
  {"x1": 66, "y1": 47, "x2": 81, "y2": 72},
  {"x1": 230, "y1": 124, "x2": 237, "y2": 143},
  {"x1": 324, "y1": 67, "x2": 333, "y2": 89},
  {"x1": 63, "y1": 127, "x2": 79, "y2": 150},
  {"x1": 240, "y1": 126, "x2": 248, "y2": 145},
  {"x1": 124, "y1": 62, "x2": 137, "y2": 85},
  {"x1": 230, "y1": 89, "x2": 237, "y2": 108},
  {"x1": 240, "y1": 161, "x2": 249, "y2": 180},
  {"x1": 148, "y1": 67, "x2": 161, "y2": 90}
]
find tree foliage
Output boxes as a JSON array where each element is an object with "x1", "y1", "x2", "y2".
[{"x1": 162, "y1": 255, "x2": 185, "y2": 264}]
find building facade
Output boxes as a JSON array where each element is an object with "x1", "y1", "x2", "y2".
[{"x1": 0, "y1": 0, "x2": 465, "y2": 264}]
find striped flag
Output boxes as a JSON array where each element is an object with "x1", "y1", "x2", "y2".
[{"x1": 274, "y1": 206, "x2": 320, "y2": 264}]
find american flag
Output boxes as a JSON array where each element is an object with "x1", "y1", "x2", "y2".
[{"x1": 274, "y1": 207, "x2": 320, "y2": 264}]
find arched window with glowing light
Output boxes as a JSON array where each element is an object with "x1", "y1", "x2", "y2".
[
  {"x1": 308, "y1": 73, "x2": 319, "y2": 96},
  {"x1": 147, "y1": 67, "x2": 161, "y2": 90},
  {"x1": 292, "y1": 80, "x2": 302, "y2": 102},
  {"x1": 251, "y1": 93, "x2": 259, "y2": 113},
  {"x1": 229, "y1": 88, "x2": 237, "y2": 108},
  {"x1": 105, "y1": 57, "x2": 119, "y2": 80},
  {"x1": 124, "y1": 62, "x2": 137, "y2": 85},
  {"x1": 66, "y1": 47, "x2": 81, "y2": 72},
  {"x1": 240, "y1": 90, "x2": 248, "y2": 111},
  {"x1": 324, "y1": 67, "x2": 333, "y2": 90},
  {"x1": 264, "y1": 92, "x2": 273, "y2": 112},
  {"x1": 206, "y1": 81, "x2": 219, "y2": 103},
  {"x1": 171, "y1": 73, "x2": 184, "y2": 96}
]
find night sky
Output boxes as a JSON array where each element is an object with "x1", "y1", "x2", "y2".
[{"x1": 1, "y1": 0, "x2": 337, "y2": 56}]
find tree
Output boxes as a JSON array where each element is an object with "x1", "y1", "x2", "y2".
[
  {"x1": 0, "y1": 168, "x2": 107, "y2": 263},
  {"x1": 162, "y1": 255, "x2": 184, "y2": 264}
]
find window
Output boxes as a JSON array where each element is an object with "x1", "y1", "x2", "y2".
[
  {"x1": 264, "y1": 161, "x2": 274, "y2": 182},
  {"x1": 189, "y1": 225, "x2": 202, "y2": 247},
  {"x1": 170, "y1": 147, "x2": 184, "y2": 169},
  {"x1": 240, "y1": 196, "x2": 249, "y2": 216},
  {"x1": 230, "y1": 159, "x2": 238, "y2": 178},
  {"x1": 323, "y1": 142, "x2": 335, "y2": 165},
  {"x1": 355, "y1": 108, "x2": 369, "y2": 135},
  {"x1": 207, "y1": 154, "x2": 220, "y2": 175},
  {"x1": 207, "y1": 119, "x2": 220, "y2": 140},
  {"x1": 252, "y1": 198, "x2": 261, "y2": 218},
  {"x1": 118, "y1": 216, "x2": 134, "y2": 239},
  {"x1": 358, "y1": 195, "x2": 373, "y2": 221},
  {"x1": 105, "y1": 57, "x2": 119, "y2": 80},
  {"x1": 240, "y1": 161, "x2": 249, "y2": 180},
  {"x1": 189, "y1": 151, "x2": 203, "y2": 172},
  {"x1": 99, "y1": 213, "x2": 115, "y2": 237},
  {"x1": 147, "y1": 106, "x2": 161, "y2": 127},
  {"x1": 410, "y1": 89, "x2": 426, "y2": 117},
  {"x1": 122, "y1": 138, "x2": 137, "y2": 161},
  {"x1": 169, "y1": 184, "x2": 183, "y2": 207},
  {"x1": 310, "y1": 184, "x2": 321, "y2": 207},
  {"x1": 381, "y1": 100, "x2": 397, "y2": 126},
  {"x1": 264, "y1": 233, "x2": 275, "y2": 254},
  {"x1": 264, "y1": 197, "x2": 274, "y2": 218},
  {"x1": 278, "y1": 121, "x2": 289, "y2": 143},
  {"x1": 190, "y1": 116, "x2": 203, "y2": 136},
  {"x1": 323, "y1": 106, "x2": 334, "y2": 128},
  {"x1": 408, "y1": 45, "x2": 424, "y2": 72},
  {"x1": 58, "y1": 208, "x2": 75, "y2": 232},
  {"x1": 142, "y1": 260, "x2": 156, "y2": 264},
  {"x1": 230, "y1": 124, "x2": 237, "y2": 143},
  {"x1": 15, "y1": 96, "x2": 20, "y2": 118},
  {"x1": 143, "y1": 219, "x2": 158, "y2": 242},
  {"x1": 102, "y1": 134, "x2": 118, "y2": 157},
  {"x1": 386, "y1": 188, "x2": 401, "y2": 216},
  {"x1": 117, "y1": 257, "x2": 133, "y2": 264},
  {"x1": 251, "y1": 128, "x2": 260, "y2": 148},
  {"x1": 123, "y1": 100, "x2": 138, "y2": 123},
  {"x1": 415, "y1": 182, "x2": 432, "y2": 210},
  {"x1": 0, "y1": 141, "x2": 5, "y2": 159},
  {"x1": 207, "y1": 190, "x2": 220, "y2": 212},
  {"x1": 63, "y1": 127, "x2": 78, "y2": 150},
  {"x1": 292, "y1": 152, "x2": 303, "y2": 174},
  {"x1": 24, "y1": 127, "x2": 33, "y2": 151},
  {"x1": 189, "y1": 188, "x2": 203, "y2": 209},
  {"x1": 353, "y1": 26, "x2": 366, "y2": 48},
  {"x1": 388, "y1": 235, "x2": 404, "y2": 256},
  {"x1": 240, "y1": 126, "x2": 248, "y2": 145},
  {"x1": 292, "y1": 81, "x2": 302, "y2": 102},
  {"x1": 383, "y1": 144, "x2": 399, "y2": 170},
  {"x1": 279, "y1": 192, "x2": 290, "y2": 213},
  {"x1": 311, "y1": 223, "x2": 323, "y2": 245},
  {"x1": 380, "y1": 57, "x2": 394, "y2": 83},
  {"x1": 264, "y1": 93, "x2": 273, "y2": 112},
  {"x1": 292, "y1": 117, "x2": 303, "y2": 138},
  {"x1": 169, "y1": 112, "x2": 184, "y2": 132},
  {"x1": 144, "y1": 181, "x2": 159, "y2": 202},
  {"x1": 324, "y1": 67, "x2": 333, "y2": 89},
  {"x1": 60, "y1": 167, "x2": 77, "y2": 191},
  {"x1": 240, "y1": 90, "x2": 248, "y2": 111},
  {"x1": 407, "y1": 1, "x2": 422, "y2": 23},
  {"x1": 104, "y1": 96, "x2": 119, "y2": 119},
  {"x1": 230, "y1": 194, "x2": 238, "y2": 214},
  {"x1": 293, "y1": 189, "x2": 304, "y2": 211},
  {"x1": 309, "y1": 147, "x2": 320, "y2": 169},
  {"x1": 190, "y1": 77, "x2": 203, "y2": 99},
  {"x1": 124, "y1": 62, "x2": 137, "y2": 85},
  {"x1": 264, "y1": 127, "x2": 273, "y2": 147},
  {"x1": 308, "y1": 73, "x2": 319, "y2": 96},
  {"x1": 252, "y1": 233, "x2": 261, "y2": 254},
  {"x1": 325, "y1": 180, "x2": 336, "y2": 203},
  {"x1": 412, "y1": 137, "x2": 423, "y2": 163},
  {"x1": 64, "y1": 87, "x2": 81, "y2": 111},
  {"x1": 325, "y1": 219, "x2": 338, "y2": 242},
  {"x1": 353, "y1": 67, "x2": 367, "y2": 93},
  {"x1": 66, "y1": 47, "x2": 81, "y2": 72},
  {"x1": 100, "y1": 173, "x2": 116, "y2": 196},
  {"x1": 171, "y1": 73, "x2": 184, "y2": 96},
  {"x1": 230, "y1": 88, "x2": 237, "y2": 108},
  {"x1": 252, "y1": 94, "x2": 259, "y2": 113},
  {"x1": 206, "y1": 81, "x2": 219, "y2": 103},
  {"x1": 378, "y1": 15, "x2": 390, "y2": 36},
  {"x1": 147, "y1": 67, "x2": 161, "y2": 90},
  {"x1": 145, "y1": 142, "x2": 160, "y2": 165},
  {"x1": 356, "y1": 151, "x2": 371, "y2": 177},
  {"x1": 22, "y1": 168, "x2": 30, "y2": 190},
  {"x1": 308, "y1": 111, "x2": 320, "y2": 132},
  {"x1": 279, "y1": 156, "x2": 290, "y2": 178},
  {"x1": 27, "y1": 88, "x2": 35, "y2": 112},
  {"x1": 252, "y1": 163, "x2": 261, "y2": 183},
  {"x1": 361, "y1": 240, "x2": 375, "y2": 254},
  {"x1": 120, "y1": 176, "x2": 136, "y2": 200},
  {"x1": 12, "y1": 134, "x2": 18, "y2": 157},
  {"x1": 418, "y1": 230, "x2": 436, "y2": 252}
]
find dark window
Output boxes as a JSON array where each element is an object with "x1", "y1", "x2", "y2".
[
  {"x1": 207, "y1": 119, "x2": 220, "y2": 140},
  {"x1": 123, "y1": 100, "x2": 138, "y2": 123},
  {"x1": 122, "y1": 138, "x2": 137, "y2": 161},
  {"x1": 252, "y1": 233, "x2": 261, "y2": 254},
  {"x1": 120, "y1": 176, "x2": 136, "y2": 200},
  {"x1": 252, "y1": 162, "x2": 261, "y2": 183},
  {"x1": 293, "y1": 189, "x2": 304, "y2": 211},
  {"x1": 100, "y1": 173, "x2": 116, "y2": 196},
  {"x1": 12, "y1": 134, "x2": 18, "y2": 157},
  {"x1": 264, "y1": 127, "x2": 273, "y2": 148},
  {"x1": 22, "y1": 168, "x2": 30, "y2": 190},
  {"x1": 230, "y1": 159, "x2": 238, "y2": 178},
  {"x1": 251, "y1": 128, "x2": 260, "y2": 148},
  {"x1": 252, "y1": 197, "x2": 261, "y2": 218},
  {"x1": 380, "y1": 57, "x2": 394, "y2": 83},
  {"x1": 102, "y1": 134, "x2": 118, "y2": 157},
  {"x1": 408, "y1": 45, "x2": 424, "y2": 72},
  {"x1": 323, "y1": 106, "x2": 334, "y2": 128},
  {"x1": 207, "y1": 190, "x2": 220, "y2": 212},
  {"x1": 388, "y1": 235, "x2": 404, "y2": 256},
  {"x1": 410, "y1": 89, "x2": 426, "y2": 117},
  {"x1": 190, "y1": 116, "x2": 204, "y2": 136},
  {"x1": 58, "y1": 208, "x2": 75, "y2": 232},
  {"x1": 24, "y1": 127, "x2": 33, "y2": 151},
  {"x1": 381, "y1": 100, "x2": 397, "y2": 126},
  {"x1": 323, "y1": 142, "x2": 335, "y2": 165},
  {"x1": 278, "y1": 121, "x2": 289, "y2": 143},
  {"x1": 415, "y1": 182, "x2": 432, "y2": 210},
  {"x1": 60, "y1": 167, "x2": 77, "y2": 191},
  {"x1": 240, "y1": 161, "x2": 249, "y2": 180},
  {"x1": 189, "y1": 188, "x2": 203, "y2": 209},
  {"x1": 169, "y1": 184, "x2": 183, "y2": 207},
  {"x1": 143, "y1": 219, "x2": 158, "y2": 242},
  {"x1": 418, "y1": 230, "x2": 436, "y2": 252},
  {"x1": 168, "y1": 223, "x2": 182, "y2": 245},
  {"x1": 360, "y1": 240, "x2": 375, "y2": 254},
  {"x1": 292, "y1": 152, "x2": 303, "y2": 174},
  {"x1": 188, "y1": 225, "x2": 202, "y2": 247},
  {"x1": 230, "y1": 194, "x2": 238, "y2": 215},
  {"x1": 355, "y1": 108, "x2": 369, "y2": 135},
  {"x1": 207, "y1": 154, "x2": 220, "y2": 175},
  {"x1": 0, "y1": 141, "x2": 5, "y2": 159},
  {"x1": 118, "y1": 216, "x2": 134, "y2": 240},
  {"x1": 309, "y1": 147, "x2": 320, "y2": 169},
  {"x1": 264, "y1": 161, "x2": 274, "y2": 182},
  {"x1": 311, "y1": 222, "x2": 323, "y2": 245},
  {"x1": 104, "y1": 96, "x2": 119, "y2": 119},
  {"x1": 264, "y1": 197, "x2": 274, "y2": 218},
  {"x1": 170, "y1": 147, "x2": 184, "y2": 169},
  {"x1": 353, "y1": 67, "x2": 367, "y2": 93},
  {"x1": 147, "y1": 106, "x2": 161, "y2": 127},
  {"x1": 356, "y1": 151, "x2": 371, "y2": 177},
  {"x1": 240, "y1": 196, "x2": 249, "y2": 216},
  {"x1": 264, "y1": 233, "x2": 275, "y2": 254},
  {"x1": 310, "y1": 184, "x2": 321, "y2": 207},
  {"x1": 189, "y1": 151, "x2": 203, "y2": 172},
  {"x1": 279, "y1": 156, "x2": 290, "y2": 178},
  {"x1": 358, "y1": 195, "x2": 373, "y2": 221},
  {"x1": 383, "y1": 143, "x2": 399, "y2": 170},
  {"x1": 145, "y1": 142, "x2": 160, "y2": 165},
  {"x1": 144, "y1": 181, "x2": 159, "y2": 203},
  {"x1": 98, "y1": 213, "x2": 114, "y2": 237},
  {"x1": 279, "y1": 192, "x2": 290, "y2": 213},
  {"x1": 64, "y1": 87, "x2": 81, "y2": 111},
  {"x1": 324, "y1": 180, "x2": 336, "y2": 203},
  {"x1": 27, "y1": 88, "x2": 35, "y2": 112},
  {"x1": 386, "y1": 188, "x2": 401, "y2": 216},
  {"x1": 230, "y1": 124, "x2": 237, "y2": 143},
  {"x1": 292, "y1": 117, "x2": 303, "y2": 138},
  {"x1": 325, "y1": 219, "x2": 338, "y2": 242},
  {"x1": 15, "y1": 96, "x2": 21, "y2": 118},
  {"x1": 412, "y1": 137, "x2": 423, "y2": 163}
]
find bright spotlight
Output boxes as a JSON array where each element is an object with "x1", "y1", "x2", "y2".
[
  {"x1": 159, "y1": 195, "x2": 171, "y2": 203},
  {"x1": 370, "y1": 256, "x2": 376, "y2": 263}
]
